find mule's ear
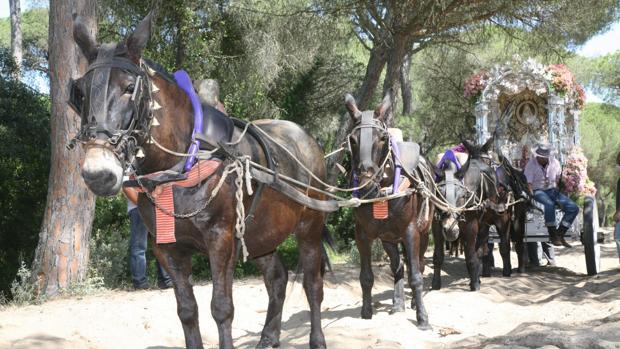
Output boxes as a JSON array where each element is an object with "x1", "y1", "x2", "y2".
[
  {"x1": 73, "y1": 15, "x2": 98, "y2": 62},
  {"x1": 481, "y1": 136, "x2": 494, "y2": 154},
  {"x1": 126, "y1": 12, "x2": 153, "y2": 61},
  {"x1": 375, "y1": 91, "x2": 391, "y2": 120},
  {"x1": 345, "y1": 93, "x2": 361, "y2": 122},
  {"x1": 461, "y1": 139, "x2": 475, "y2": 154}
]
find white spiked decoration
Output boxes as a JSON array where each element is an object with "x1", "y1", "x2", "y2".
[
  {"x1": 151, "y1": 100, "x2": 162, "y2": 111},
  {"x1": 147, "y1": 137, "x2": 154, "y2": 144},
  {"x1": 145, "y1": 65, "x2": 157, "y2": 77},
  {"x1": 335, "y1": 163, "x2": 347, "y2": 175},
  {"x1": 150, "y1": 82, "x2": 160, "y2": 93},
  {"x1": 136, "y1": 148, "x2": 145, "y2": 158},
  {"x1": 151, "y1": 117, "x2": 160, "y2": 126}
]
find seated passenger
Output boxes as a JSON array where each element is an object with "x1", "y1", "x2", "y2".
[
  {"x1": 524, "y1": 143, "x2": 578, "y2": 248},
  {"x1": 194, "y1": 79, "x2": 227, "y2": 115}
]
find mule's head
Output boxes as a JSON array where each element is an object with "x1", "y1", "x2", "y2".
[
  {"x1": 433, "y1": 137, "x2": 495, "y2": 241},
  {"x1": 344, "y1": 93, "x2": 392, "y2": 196},
  {"x1": 71, "y1": 13, "x2": 153, "y2": 196}
]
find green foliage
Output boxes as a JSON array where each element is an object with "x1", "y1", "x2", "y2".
[
  {"x1": 0, "y1": 8, "x2": 49, "y2": 73},
  {"x1": 346, "y1": 240, "x2": 385, "y2": 265},
  {"x1": 579, "y1": 103, "x2": 620, "y2": 222},
  {"x1": 0, "y1": 49, "x2": 50, "y2": 299},
  {"x1": 10, "y1": 262, "x2": 38, "y2": 305},
  {"x1": 569, "y1": 52, "x2": 620, "y2": 105}
]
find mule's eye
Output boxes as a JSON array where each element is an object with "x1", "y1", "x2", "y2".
[{"x1": 124, "y1": 84, "x2": 135, "y2": 94}]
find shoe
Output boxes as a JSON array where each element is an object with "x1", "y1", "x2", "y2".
[
  {"x1": 157, "y1": 279, "x2": 173, "y2": 289},
  {"x1": 133, "y1": 282, "x2": 149, "y2": 290},
  {"x1": 547, "y1": 226, "x2": 563, "y2": 247},
  {"x1": 556, "y1": 225, "x2": 572, "y2": 248}
]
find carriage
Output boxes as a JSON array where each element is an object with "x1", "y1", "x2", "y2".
[{"x1": 470, "y1": 56, "x2": 601, "y2": 275}]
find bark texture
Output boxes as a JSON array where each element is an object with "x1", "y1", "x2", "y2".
[
  {"x1": 9, "y1": 0, "x2": 22, "y2": 75},
  {"x1": 31, "y1": 0, "x2": 97, "y2": 298}
]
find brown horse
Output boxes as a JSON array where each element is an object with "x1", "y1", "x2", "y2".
[
  {"x1": 343, "y1": 94, "x2": 434, "y2": 329},
  {"x1": 71, "y1": 14, "x2": 328, "y2": 349},
  {"x1": 431, "y1": 139, "x2": 511, "y2": 291}
]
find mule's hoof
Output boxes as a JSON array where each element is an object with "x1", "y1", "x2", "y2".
[
  {"x1": 502, "y1": 269, "x2": 512, "y2": 277},
  {"x1": 390, "y1": 303, "x2": 406, "y2": 314},
  {"x1": 431, "y1": 279, "x2": 441, "y2": 290},
  {"x1": 417, "y1": 322, "x2": 432, "y2": 331},
  {"x1": 256, "y1": 337, "x2": 279, "y2": 348},
  {"x1": 516, "y1": 267, "x2": 526, "y2": 274},
  {"x1": 361, "y1": 311, "x2": 373, "y2": 319},
  {"x1": 469, "y1": 283, "x2": 480, "y2": 291}
]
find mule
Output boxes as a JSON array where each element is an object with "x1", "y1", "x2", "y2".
[
  {"x1": 71, "y1": 14, "x2": 328, "y2": 349},
  {"x1": 344, "y1": 94, "x2": 434, "y2": 329},
  {"x1": 431, "y1": 138, "x2": 511, "y2": 291}
]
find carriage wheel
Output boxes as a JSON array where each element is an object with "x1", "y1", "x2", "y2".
[{"x1": 582, "y1": 196, "x2": 600, "y2": 276}]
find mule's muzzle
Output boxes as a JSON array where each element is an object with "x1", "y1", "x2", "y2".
[
  {"x1": 442, "y1": 215, "x2": 460, "y2": 242},
  {"x1": 81, "y1": 147, "x2": 124, "y2": 197}
]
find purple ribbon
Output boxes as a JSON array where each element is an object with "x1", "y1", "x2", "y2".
[
  {"x1": 173, "y1": 70, "x2": 204, "y2": 172},
  {"x1": 390, "y1": 138, "x2": 401, "y2": 193},
  {"x1": 437, "y1": 149, "x2": 462, "y2": 171}
]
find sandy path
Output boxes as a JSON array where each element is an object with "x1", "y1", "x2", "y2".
[{"x1": 1, "y1": 241, "x2": 619, "y2": 349}]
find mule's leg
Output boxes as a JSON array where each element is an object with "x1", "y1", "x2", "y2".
[
  {"x1": 297, "y1": 227, "x2": 327, "y2": 349},
  {"x1": 403, "y1": 223, "x2": 430, "y2": 329},
  {"x1": 462, "y1": 219, "x2": 481, "y2": 291},
  {"x1": 431, "y1": 219, "x2": 444, "y2": 290},
  {"x1": 153, "y1": 245, "x2": 204, "y2": 349},
  {"x1": 253, "y1": 252, "x2": 288, "y2": 349},
  {"x1": 381, "y1": 241, "x2": 405, "y2": 313},
  {"x1": 355, "y1": 231, "x2": 374, "y2": 320},
  {"x1": 207, "y1": 232, "x2": 237, "y2": 349},
  {"x1": 496, "y1": 216, "x2": 512, "y2": 277},
  {"x1": 513, "y1": 211, "x2": 527, "y2": 273}
]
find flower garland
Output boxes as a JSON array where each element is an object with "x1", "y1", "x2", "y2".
[
  {"x1": 464, "y1": 59, "x2": 586, "y2": 110},
  {"x1": 561, "y1": 146, "x2": 597, "y2": 198}
]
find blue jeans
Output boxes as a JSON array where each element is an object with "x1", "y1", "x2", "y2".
[
  {"x1": 533, "y1": 188, "x2": 579, "y2": 228},
  {"x1": 615, "y1": 221, "x2": 620, "y2": 261},
  {"x1": 129, "y1": 208, "x2": 171, "y2": 287}
]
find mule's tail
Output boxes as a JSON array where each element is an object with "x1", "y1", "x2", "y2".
[{"x1": 321, "y1": 226, "x2": 335, "y2": 275}]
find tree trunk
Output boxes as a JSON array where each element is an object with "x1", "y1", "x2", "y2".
[
  {"x1": 381, "y1": 34, "x2": 410, "y2": 127},
  {"x1": 400, "y1": 53, "x2": 413, "y2": 115},
  {"x1": 9, "y1": 0, "x2": 22, "y2": 76},
  {"x1": 325, "y1": 44, "x2": 387, "y2": 185},
  {"x1": 31, "y1": 0, "x2": 97, "y2": 298}
]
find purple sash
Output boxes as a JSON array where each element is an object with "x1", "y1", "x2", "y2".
[{"x1": 173, "y1": 70, "x2": 204, "y2": 172}]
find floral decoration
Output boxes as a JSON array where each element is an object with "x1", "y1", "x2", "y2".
[
  {"x1": 561, "y1": 146, "x2": 596, "y2": 198},
  {"x1": 464, "y1": 71, "x2": 488, "y2": 103},
  {"x1": 464, "y1": 57, "x2": 586, "y2": 110}
]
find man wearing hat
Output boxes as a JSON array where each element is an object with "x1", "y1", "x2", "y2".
[{"x1": 524, "y1": 143, "x2": 579, "y2": 248}]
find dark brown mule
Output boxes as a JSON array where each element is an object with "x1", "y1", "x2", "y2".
[
  {"x1": 485, "y1": 155, "x2": 530, "y2": 275},
  {"x1": 431, "y1": 139, "x2": 511, "y2": 291},
  {"x1": 72, "y1": 14, "x2": 328, "y2": 349},
  {"x1": 344, "y1": 94, "x2": 434, "y2": 329}
]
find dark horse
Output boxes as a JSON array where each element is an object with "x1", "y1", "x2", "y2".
[
  {"x1": 344, "y1": 94, "x2": 434, "y2": 329},
  {"x1": 72, "y1": 14, "x2": 328, "y2": 349},
  {"x1": 431, "y1": 138, "x2": 511, "y2": 291}
]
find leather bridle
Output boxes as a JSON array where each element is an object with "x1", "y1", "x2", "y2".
[{"x1": 67, "y1": 43, "x2": 154, "y2": 169}]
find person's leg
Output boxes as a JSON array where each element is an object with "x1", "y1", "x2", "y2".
[
  {"x1": 533, "y1": 190, "x2": 557, "y2": 227},
  {"x1": 156, "y1": 259, "x2": 173, "y2": 289},
  {"x1": 556, "y1": 192, "x2": 580, "y2": 228},
  {"x1": 533, "y1": 190, "x2": 563, "y2": 246},
  {"x1": 555, "y1": 192, "x2": 578, "y2": 248},
  {"x1": 615, "y1": 221, "x2": 620, "y2": 262},
  {"x1": 129, "y1": 208, "x2": 148, "y2": 289},
  {"x1": 541, "y1": 242, "x2": 556, "y2": 266}
]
